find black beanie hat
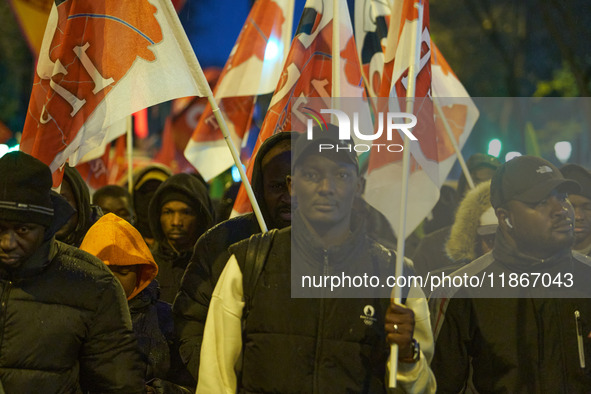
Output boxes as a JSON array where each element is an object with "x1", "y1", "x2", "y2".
[
  {"x1": 160, "y1": 190, "x2": 194, "y2": 210},
  {"x1": 0, "y1": 151, "x2": 54, "y2": 227}
]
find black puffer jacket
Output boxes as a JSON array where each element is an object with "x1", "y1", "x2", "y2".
[
  {"x1": 149, "y1": 173, "x2": 214, "y2": 303},
  {"x1": 0, "y1": 196, "x2": 144, "y2": 393},
  {"x1": 173, "y1": 132, "x2": 295, "y2": 379}
]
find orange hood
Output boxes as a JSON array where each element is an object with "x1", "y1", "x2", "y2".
[{"x1": 80, "y1": 213, "x2": 158, "y2": 300}]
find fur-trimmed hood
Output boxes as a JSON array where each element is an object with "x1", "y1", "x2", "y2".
[{"x1": 446, "y1": 181, "x2": 494, "y2": 262}]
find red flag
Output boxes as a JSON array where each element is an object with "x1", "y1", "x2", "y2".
[
  {"x1": 232, "y1": 0, "x2": 367, "y2": 216},
  {"x1": 108, "y1": 135, "x2": 128, "y2": 184},
  {"x1": 154, "y1": 117, "x2": 198, "y2": 174},
  {"x1": 76, "y1": 145, "x2": 111, "y2": 190},
  {"x1": 184, "y1": 0, "x2": 294, "y2": 181},
  {"x1": 21, "y1": 0, "x2": 210, "y2": 186}
]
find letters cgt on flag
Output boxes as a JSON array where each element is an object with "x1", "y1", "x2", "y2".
[{"x1": 21, "y1": 0, "x2": 209, "y2": 185}]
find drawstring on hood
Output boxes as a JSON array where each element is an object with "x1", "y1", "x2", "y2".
[{"x1": 80, "y1": 213, "x2": 158, "y2": 300}]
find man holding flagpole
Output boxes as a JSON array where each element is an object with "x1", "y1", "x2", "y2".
[{"x1": 196, "y1": 127, "x2": 436, "y2": 393}]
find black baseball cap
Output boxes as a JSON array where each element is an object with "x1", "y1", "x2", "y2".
[
  {"x1": 292, "y1": 124, "x2": 359, "y2": 172},
  {"x1": 560, "y1": 164, "x2": 591, "y2": 200},
  {"x1": 490, "y1": 155, "x2": 580, "y2": 209}
]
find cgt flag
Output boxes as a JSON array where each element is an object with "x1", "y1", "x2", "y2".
[
  {"x1": 21, "y1": 0, "x2": 210, "y2": 186},
  {"x1": 232, "y1": 0, "x2": 368, "y2": 216},
  {"x1": 365, "y1": 0, "x2": 477, "y2": 236},
  {"x1": 183, "y1": 0, "x2": 293, "y2": 181}
]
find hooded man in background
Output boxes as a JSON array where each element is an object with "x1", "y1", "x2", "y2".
[
  {"x1": 131, "y1": 164, "x2": 172, "y2": 246},
  {"x1": 149, "y1": 173, "x2": 215, "y2": 304}
]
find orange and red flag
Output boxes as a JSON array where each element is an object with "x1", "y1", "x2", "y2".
[
  {"x1": 21, "y1": 0, "x2": 210, "y2": 186},
  {"x1": 232, "y1": 0, "x2": 367, "y2": 216},
  {"x1": 183, "y1": 0, "x2": 294, "y2": 181}
]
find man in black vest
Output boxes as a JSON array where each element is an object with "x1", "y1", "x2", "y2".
[{"x1": 196, "y1": 128, "x2": 435, "y2": 393}]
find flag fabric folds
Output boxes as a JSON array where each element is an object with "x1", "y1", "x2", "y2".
[
  {"x1": 183, "y1": 0, "x2": 293, "y2": 181},
  {"x1": 364, "y1": 0, "x2": 478, "y2": 237},
  {"x1": 21, "y1": 0, "x2": 210, "y2": 185},
  {"x1": 355, "y1": 0, "x2": 393, "y2": 98},
  {"x1": 232, "y1": 0, "x2": 367, "y2": 216}
]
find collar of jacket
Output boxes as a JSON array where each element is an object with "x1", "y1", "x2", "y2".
[
  {"x1": 492, "y1": 229, "x2": 572, "y2": 272},
  {"x1": 128, "y1": 280, "x2": 160, "y2": 312},
  {"x1": 0, "y1": 239, "x2": 57, "y2": 282},
  {"x1": 292, "y1": 209, "x2": 366, "y2": 269},
  {"x1": 154, "y1": 240, "x2": 192, "y2": 263}
]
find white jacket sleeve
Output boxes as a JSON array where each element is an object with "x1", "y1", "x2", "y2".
[
  {"x1": 196, "y1": 255, "x2": 244, "y2": 394},
  {"x1": 390, "y1": 283, "x2": 437, "y2": 394}
]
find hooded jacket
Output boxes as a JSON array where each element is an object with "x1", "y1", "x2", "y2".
[
  {"x1": 81, "y1": 213, "x2": 158, "y2": 300},
  {"x1": 57, "y1": 164, "x2": 94, "y2": 247},
  {"x1": 172, "y1": 132, "x2": 295, "y2": 379},
  {"x1": 0, "y1": 194, "x2": 144, "y2": 393},
  {"x1": 149, "y1": 173, "x2": 214, "y2": 303},
  {"x1": 80, "y1": 214, "x2": 194, "y2": 388},
  {"x1": 445, "y1": 181, "x2": 492, "y2": 265}
]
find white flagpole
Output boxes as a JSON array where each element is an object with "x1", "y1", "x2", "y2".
[
  {"x1": 389, "y1": 0, "x2": 423, "y2": 388},
  {"x1": 331, "y1": 0, "x2": 340, "y2": 115},
  {"x1": 433, "y1": 98, "x2": 475, "y2": 190},
  {"x1": 159, "y1": 0, "x2": 268, "y2": 233},
  {"x1": 207, "y1": 95, "x2": 268, "y2": 233},
  {"x1": 126, "y1": 115, "x2": 133, "y2": 196}
]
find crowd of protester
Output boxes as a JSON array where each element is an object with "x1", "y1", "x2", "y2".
[{"x1": 1, "y1": 129, "x2": 591, "y2": 392}]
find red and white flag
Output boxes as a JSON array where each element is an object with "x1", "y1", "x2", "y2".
[
  {"x1": 355, "y1": 0, "x2": 393, "y2": 98},
  {"x1": 232, "y1": 0, "x2": 368, "y2": 216},
  {"x1": 184, "y1": 0, "x2": 294, "y2": 181},
  {"x1": 364, "y1": 0, "x2": 478, "y2": 236},
  {"x1": 21, "y1": 0, "x2": 210, "y2": 186}
]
